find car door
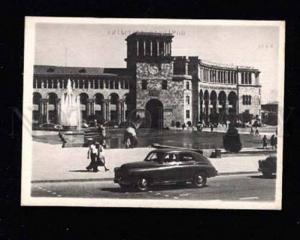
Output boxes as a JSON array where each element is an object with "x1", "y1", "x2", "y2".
[
  {"x1": 177, "y1": 152, "x2": 198, "y2": 181},
  {"x1": 156, "y1": 153, "x2": 181, "y2": 183}
]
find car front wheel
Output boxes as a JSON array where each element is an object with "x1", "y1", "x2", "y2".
[
  {"x1": 192, "y1": 172, "x2": 207, "y2": 188},
  {"x1": 136, "y1": 177, "x2": 150, "y2": 191}
]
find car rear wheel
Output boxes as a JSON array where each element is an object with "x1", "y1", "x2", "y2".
[
  {"x1": 192, "y1": 172, "x2": 207, "y2": 188},
  {"x1": 136, "y1": 177, "x2": 150, "y2": 191}
]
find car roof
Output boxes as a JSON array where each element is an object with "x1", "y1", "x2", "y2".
[{"x1": 150, "y1": 149, "x2": 198, "y2": 154}]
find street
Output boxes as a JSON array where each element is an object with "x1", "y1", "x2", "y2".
[{"x1": 31, "y1": 173, "x2": 276, "y2": 201}]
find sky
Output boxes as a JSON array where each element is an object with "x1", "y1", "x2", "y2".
[{"x1": 34, "y1": 22, "x2": 281, "y2": 104}]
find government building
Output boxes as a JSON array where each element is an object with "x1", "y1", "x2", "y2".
[{"x1": 32, "y1": 32, "x2": 261, "y2": 128}]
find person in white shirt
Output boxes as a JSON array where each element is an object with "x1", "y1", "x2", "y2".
[
  {"x1": 95, "y1": 142, "x2": 109, "y2": 171},
  {"x1": 86, "y1": 140, "x2": 99, "y2": 172}
]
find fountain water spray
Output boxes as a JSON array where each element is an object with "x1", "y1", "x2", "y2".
[{"x1": 60, "y1": 79, "x2": 82, "y2": 130}]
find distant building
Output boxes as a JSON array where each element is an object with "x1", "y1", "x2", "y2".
[
  {"x1": 261, "y1": 102, "x2": 278, "y2": 125},
  {"x1": 32, "y1": 32, "x2": 261, "y2": 128}
]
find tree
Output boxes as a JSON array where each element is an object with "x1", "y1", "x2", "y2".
[{"x1": 223, "y1": 124, "x2": 242, "y2": 152}]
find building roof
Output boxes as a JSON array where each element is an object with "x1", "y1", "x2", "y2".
[
  {"x1": 126, "y1": 31, "x2": 174, "y2": 41},
  {"x1": 34, "y1": 65, "x2": 130, "y2": 77}
]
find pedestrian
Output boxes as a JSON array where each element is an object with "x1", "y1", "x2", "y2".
[
  {"x1": 93, "y1": 119, "x2": 98, "y2": 127},
  {"x1": 262, "y1": 135, "x2": 268, "y2": 149},
  {"x1": 124, "y1": 125, "x2": 138, "y2": 148},
  {"x1": 270, "y1": 134, "x2": 275, "y2": 149},
  {"x1": 98, "y1": 123, "x2": 107, "y2": 148},
  {"x1": 95, "y1": 142, "x2": 109, "y2": 171},
  {"x1": 210, "y1": 124, "x2": 214, "y2": 132},
  {"x1": 250, "y1": 127, "x2": 254, "y2": 135},
  {"x1": 86, "y1": 140, "x2": 99, "y2": 172},
  {"x1": 182, "y1": 123, "x2": 186, "y2": 130},
  {"x1": 255, "y1": 128, "x2": 259, "y2": 135}
]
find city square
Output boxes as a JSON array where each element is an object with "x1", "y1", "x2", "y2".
[{"x1": 21, "y1": 18, "x2": 284, "y2": 209}]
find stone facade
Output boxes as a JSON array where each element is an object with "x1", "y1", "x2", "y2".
[{"x1": 32, "y1": 31, "x2": 262, "y2": 128}]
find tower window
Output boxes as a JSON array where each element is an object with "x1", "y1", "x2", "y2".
[
  {"x1": 186, "y1": 110, "x2": 190, "y2": 119},
  {"x1": 142, "y1": 80, "x2": 147, "y2": 89},
  {"x1": 162, "y1": 80, "x2": 168, "y2": 90},
  {"x1": 186, "y1": 81, "x2": 190, "y2": 90},
  {"x1": 186, "y1": 96, "x2": 190, "y2": 105},
  {"x1": 243, "y1": 95, "x2": 252, "y2": 105}
]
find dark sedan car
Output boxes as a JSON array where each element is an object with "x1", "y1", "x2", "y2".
[
  {"x1": 258, "y1": 155, "x2": 276, "y2": 178},
  {"x1": 114, "y1": 149, "x2": 218, "y2": 191}
]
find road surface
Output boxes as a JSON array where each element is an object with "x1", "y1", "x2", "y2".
[{"x1": 31, "y1": 173, "x2": 276, "y2": 201}]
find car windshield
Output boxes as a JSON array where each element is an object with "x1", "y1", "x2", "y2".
[
  {"x1": 145, "y1": 152, "x2": 178, "y2": 163},
  {"x1": 145, "y1": 152, "x2": 164, "y2": 162}
]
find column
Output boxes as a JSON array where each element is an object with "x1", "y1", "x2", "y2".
[
  {"x1": 57, "y1": 99, "x2": 61, "y2": 124},
  {"x1": 225, "y1": 98, "x2": 229, "y2": 114},
  {"x1": 136, "y1": 40, "x2": 139, "y2": 56},
  {"x1": 102, "y1": 100, "x2": 107, "y2": 121},
  {"x1": 41, "y1": 99, "x2": 48, "y2": 123},
  {"x1": 143, "y1": 40, "x2": 146, "y2": 56},
  {"x1": 105, "y1": 99, "x2": 110, "y2": 121},
  {"x1": 237, "y1": 72, "x2": 242, "y2": 84},
  {"x1": 157, "y1": 40, "x2": 159, "y2": 56},
  {"x1": 150, "y1": 41, "x2": 153, "y2": 56},
  {"x1": 185, "y1": 61, "x2": 189, "y2": 75},
  {"x1": 163, "y1": 41, "x2": 166, "y2": 56},
  {"x1": 117, "y1": 100, "x2": 122, "y2": 124},
  {"x1": 119, "y1": 100, "x2": 124, "y2": 122},
  {"x1": 88, "y1": 99, "x2": 95, "y2": 116}
]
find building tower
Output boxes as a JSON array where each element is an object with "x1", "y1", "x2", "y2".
[{"x1": 125, "y1": 32, "x2": 175, "y2": 128}]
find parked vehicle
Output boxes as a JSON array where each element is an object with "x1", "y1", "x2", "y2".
[
  {"x1": 38, "y1": 123, "x2": 63, "y2": 130},
  {"x1": 114, "y1": 149, "x2": 218, "y2": 191},
  {"x1": 258, "y1": 155, "x2": 276, "y2": 178}
]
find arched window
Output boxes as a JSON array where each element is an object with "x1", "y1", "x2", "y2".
[{"x1": 186, "y1": 96, "x2": 190, "y2": 105}]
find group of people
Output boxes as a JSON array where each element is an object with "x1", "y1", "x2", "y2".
[
  {"x1": 86, "y1": 140, "x2": 109, "y2": 172},
  {"x1": 85, "y1": 120, "x2": 139, "y2": 172},
  {"x1": 86, "y1": 120, "x2": 108, "y2": 172},
  {"x1": 262, "y1": 134, "x2": 277, "y2": 149}
]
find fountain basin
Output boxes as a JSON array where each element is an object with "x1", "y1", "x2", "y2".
[{"x1": 59, "y1": 130, "x2": 85, "y2": 147}]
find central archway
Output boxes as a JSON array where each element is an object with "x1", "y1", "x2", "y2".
[{"x1": 146, "y1": 99, "x2": 163, "y2": 129}]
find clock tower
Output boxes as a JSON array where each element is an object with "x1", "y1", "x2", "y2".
[{"x1": 125, "y1": 32, "x2": 176, "y2": 128}]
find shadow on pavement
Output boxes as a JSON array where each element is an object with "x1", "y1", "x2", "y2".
[
  {"x1": 249, "y1": 175, "x2": 276, "y2": 179},
  {"x1": 69, "y1": 169, "x2": 93, "y2": 173},
  {"x1": 101, "y1": 183, "x2": 207, "y2": 193}
]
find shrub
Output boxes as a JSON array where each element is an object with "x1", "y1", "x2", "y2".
[
  {"x1": 171, "y1": 120, "x2": 176, "y2": 127},
  {"x1": 223, "y1": 124, "x2": 242, "y2": 152}
]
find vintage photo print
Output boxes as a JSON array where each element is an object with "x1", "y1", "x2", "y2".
[{"x1": 21, "y1": 17, "x2": 285, "y2": 209}]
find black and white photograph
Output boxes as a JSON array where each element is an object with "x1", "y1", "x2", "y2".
[{"x1": 21, "y1": 17, "x2": 285, "y2": 209}]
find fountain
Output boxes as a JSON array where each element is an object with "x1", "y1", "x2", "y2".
[{"x1": 59, "y1": 79, "x2": 84, "y2": 147}]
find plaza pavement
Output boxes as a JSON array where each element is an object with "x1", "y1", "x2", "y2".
[{"x1": 31, "y1": 141, "x2": 274, "y2": 183}]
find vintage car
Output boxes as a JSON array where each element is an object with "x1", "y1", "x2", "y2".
[
  {"x1": 258, "y1": 155, "x2": 276, "y2": 178},
  {"x1": 114, "y1": 149, "x2": 218, "y2": 191}
]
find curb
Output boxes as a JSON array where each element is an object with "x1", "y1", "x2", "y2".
[{"x1": 31, "y1": 171, "x2": 259, "y2": 184}]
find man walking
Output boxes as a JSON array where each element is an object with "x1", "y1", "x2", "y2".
[
  {"x1": 86, "y1": 140, "x2": 99, "y2": 172},
  {"x1": 95, "y1": 141, "x2": 109, "y2": 172},
  {"x1": 262, "y1": 135, "x2": 268, "y2": 149}
]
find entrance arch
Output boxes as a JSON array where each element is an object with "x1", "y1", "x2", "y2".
[{"x1": 146, "y1": 99, "x2": 163, "y2": 129}]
